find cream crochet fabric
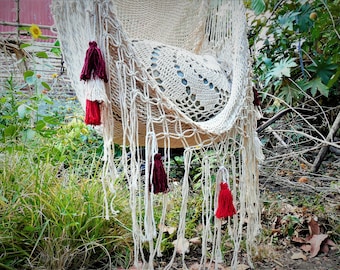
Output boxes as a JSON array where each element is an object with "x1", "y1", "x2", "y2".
[{"x1": 52, "y1": 0, "x2": 264, "y2": 269}]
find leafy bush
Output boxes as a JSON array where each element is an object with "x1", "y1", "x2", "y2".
[{"x1": 248, "y1": 0, "x2": 340, "y2": 108}]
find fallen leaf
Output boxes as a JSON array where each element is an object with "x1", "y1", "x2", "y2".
[
  {"x1": 320, "y1": 243, "x2": 329, "y2": 255},
  {"x1": 325, "y1": 238, "x2": 337, "y2": 247},
  {"x1": 271, "y1": 228, "x2": 281, "y2": 235},
  {"x1": 298, "y1": 176, "x2": 309, "y2": 183},
  {"x1": 189, "y1": 237, "x2": 201, "y2": 245},
  {"x1": 158, "y1": 224, "x2": 176, "y2": 235},
  {"x1": 291, "y1": 252, "x2": 307, "y2": 261},
  {"x1": 300, "y1": 163, "x2": 308, "y2": 170},
  {"x1": 308, "y1": 218, "x2": 320, "y2": 235},
  {"x1": 307, "y1": 234, "x2": 328, "y2": 258},
  {"x1": 226, "y1": 264, "x2": 250, "y2": 270},
  {"x1": 189, "y1": 263, "x2": 201, "y2": 270},
  {"x1": 281, "y1": 203, "x2": 296, "y2": 214},
  {"x1": 291, "y1": 236, "x2": 306, "y2": 244},
  {"x1": 172, "y1": 237, "x2": 190, "y2": 254},
  {"x1": 189, "y1": 262, "x2": 227, "y2": 270},
  {"x1": 301, "y1": 244, "x2": 311, "y2": 252}
]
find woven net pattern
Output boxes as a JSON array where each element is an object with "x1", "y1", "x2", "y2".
[{"x1": 52, "y1": 0, "x2": 263, "y2": 269}]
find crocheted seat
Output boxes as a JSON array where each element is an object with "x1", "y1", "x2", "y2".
[{"x1": 52, "y1": 0, "x2": 263, "y2": 269}]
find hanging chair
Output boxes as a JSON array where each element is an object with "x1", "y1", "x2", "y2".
[{"x1": 52, "y1": 0, "x2": 264, "y2": 269}]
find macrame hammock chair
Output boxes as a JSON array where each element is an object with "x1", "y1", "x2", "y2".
[{"x1": 52, "y1": 0, "x2": 264, "y2": 269}]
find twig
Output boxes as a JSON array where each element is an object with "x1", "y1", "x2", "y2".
[
  {"x1": 312, "y1": 110, "x2": 340, "y2": 172},
  {"x1": 257, "y1": 107, "x2": 312, "y2": 133},
  {"x1": 321, "y1": 0, "x2": 340, "y2": 40}
]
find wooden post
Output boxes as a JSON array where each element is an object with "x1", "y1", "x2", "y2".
[{"x1": 15, "y1": 0, "x2": 20, "y2": 43}]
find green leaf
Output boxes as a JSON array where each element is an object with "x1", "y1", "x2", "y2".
[
  {"x1": 295, "y1": 3, "x2": 314, "y2": 32},
  {"x1": 20, "y1": 43, "x2": 31, "y2": 49},
  {"x1": 307, "y1": 58, "x2": 338, "y2": 84},
  {"x1": 43, "y1": 116, "x2": 59, "y2": 125},
  {"x1": 23, "y1": 70, "x2": 34, "y2": 81},
  {"x1": 41, "y1": 81, "x2": 51, "y2": 90},
  {"x1": 39, "y1": 35, "x2": 49, "y2": 40},
  {"x1": 36, "y1": 120, "x2": 46, "y2": 131},
  {"x1": 251, "y1": 0, "x2": 266, "y2": 15},
  {"x1": 22, "y1": 129, "x2": 36, "y2": 141},
  {"x1": 4, "y1": 125, "x2": 17, "y2": 137},
  {"x1": 266, "y1": 58, "x2": 297, "y2": 84},
  {"x1": 54, "y1": 40, "x2": 60, "y2": 47},
  {"x1": 277, "y1": 84, "x2": 300, "y2": 105},
  {"x1": 25, "y1": 76, "x2": 36, "y2": 85},
  {"x1": 18, "y1": 26, "x2": 30, "y2": 31},
  {"x1": 36, "y1": 51, "x2": 48, "y2": 58},
  {"x1": 18, "y1": 104, "x2": 28, "y2": 118},
  {"x1": 51, "y1": 40, "x2": 61, "y2": 56},
  {"x1": 327, "y1": 67, "x2": 340, "y2": 88},
  {"x1": 277, "y1": 11, "x2": 300, "y2": 31},
  {"x1": 42, "y1": 96, "x2": 53, "y2": 105},
  {"x1": 304, "y1": 78, "x2": 329, "y2": 97}
]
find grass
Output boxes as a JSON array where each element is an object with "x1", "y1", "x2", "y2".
[{"x1": 0, "y1": 144, "x2": 133, "y2": 269}]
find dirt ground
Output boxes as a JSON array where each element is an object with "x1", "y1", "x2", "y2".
[
  {"x1": 123, "y1": 146, "x2": 340, "y2": 270},
  {"x1": 159, "y1": 156, "x2": 340, "y2": 270}
]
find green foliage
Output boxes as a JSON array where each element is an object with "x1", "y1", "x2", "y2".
[
  {"x1": 249, "y1": 0, "x2": 340, "y2": 107},
  {"x1": 0, "y1": 72, "x2": 60, "y2": 143},
  {"x1": 0, "y1": 73, "x2": 132, "y2": 268},
  {"x1": 251, "y1": 0, "x2": 266, "y2": 15},
  {"x1": 50, "y1": 40, "x2": 62, "y2": 57},
  {"x1": 0, "y1": 152, "x2": 132, "y2": 269}
]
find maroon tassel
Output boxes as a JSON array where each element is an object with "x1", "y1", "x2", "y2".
[
  {"x1": 215, "y1": 182, "x2": 236, "y2": 219},
  {"x1": 80, "y1": 41, "x2": 108, "y2": 82},
  {"x1": 149, "y1": 153, "x2": 169, "y2": 194},
  {"x1": 85, "y1": 99, "x2": 101, "y2": 125},
  {"x1": 80, "y1": 41, "x2": 108, "y2": 126},
  {"x1": 252, "y1": 87, "x2": 261, "y2": 106}
]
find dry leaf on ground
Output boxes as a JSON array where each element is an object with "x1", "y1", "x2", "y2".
[
  {"x1": 189, "y1": 262, "x2": 227, "y2": 270},
  {"x1": 300, "y1": 244, "x2": 312, "y2": 252},
  {"x1": 308, "y1": 218, "x2": 320, "y2": 235},
  {"x1": 172, "y1": 237, "x2": 190, "y2": 254},
  {"x1": 291, "y1": 252, "x2": 307, "y2": 261},
  {"x1": 189, "y1": 237, "x2": 201, "y2": 245},
  {"x1": 158, "y1": 224, "x2": 176, "y2": 235},
  {"x1": 225, "y1": 264, "x2": 250, "y2": 270},
  {"x1": 298, "y1": 176, "x2": 309, "y2": 183},
  {"x1": 307, "y1": 234, "x2": 329, "y2": 258}
]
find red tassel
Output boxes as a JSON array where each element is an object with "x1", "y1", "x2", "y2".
[
  {"x1": 85, "y1": 99, "x2": 101, "y2": 125},
  {"x1": 80, "y1": 41, "x2": 108, "y2": 82},
  {"x1": 215, "y1": 182, "x2": 236, "y2": 219},
  {"x1": 150, "y1": 153, "x2": 169, "y2": 194}
]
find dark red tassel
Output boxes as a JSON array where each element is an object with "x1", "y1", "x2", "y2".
[
  {"x1": 80, "y1": 41, "x2": 108, "y2": 82},
  {"x1": 80, "y1": 41, "x2": 108, "y2": 126},
  {"x1": 85, "y1": 99, "x2": 101, "y2": 125},
  {"x1": 215, "y1": 182, "x2": 236, "y2": 219},
  {"x1": 252, "y1": 87, "x2": 261, "y2": 106},
  {"x1": 149, "y1": 153, "x2": 169, "y2": 194}
]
